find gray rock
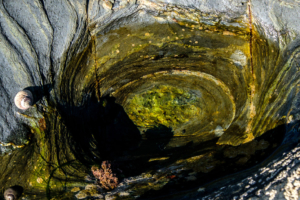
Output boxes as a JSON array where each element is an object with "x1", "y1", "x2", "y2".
[{"x1": 0, "y1": 0, "x2": 300, "y2": 199}]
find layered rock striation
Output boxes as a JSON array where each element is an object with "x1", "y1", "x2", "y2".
[{"x1": 0, "y1": 0, "x2": 300, "y2": 199}]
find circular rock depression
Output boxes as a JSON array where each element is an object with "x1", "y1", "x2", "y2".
[
  {"x1": 119, "y1": 70, "x2": 235, "y2": 139},
  {"x1": 57, "y1": 17, "x2": 296, "y2": 198}
]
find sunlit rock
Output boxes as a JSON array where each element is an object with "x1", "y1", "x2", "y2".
[{"x1": 0, "y1": 0, "x2": 300, "y2": 199}]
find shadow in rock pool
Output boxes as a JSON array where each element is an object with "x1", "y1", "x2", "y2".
[
  {"x1": 143, "y1": 125, "x2": 174, "y2": 152},
  {"x1": 57, "y1": 90, "x2": 291, "y2": 194},
  {"x1": 57, "y1": 91, "x2": 180, "y2": 176},
  {"x1": 58, "y1": 92, "x2": 142, "y2": 163}
]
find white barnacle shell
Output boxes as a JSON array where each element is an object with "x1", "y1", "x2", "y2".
[
  {"x1": 5, "y1": 194, "x2": 15, "y2": 200},
  {"x1": 4, "y1": 188, "x2": 17, "y2": 200},
  {"x1": 14, "y1": 90, "x2": 33, "y2": 110}
]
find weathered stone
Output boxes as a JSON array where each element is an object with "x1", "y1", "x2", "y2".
[
  {"x1": 75, "y1": 190, "x2": 89, "y2": 199},
  {"x1": 0, "y1": 0, "x2": 299, "y2": 199},
  {"x1": 185, "y1": 176, "x2": 197, "y2": 181},
  {"x1": 71, "y1": 187, "x2": 81, "y2": 193},
  {"x1": 85, "y1": 184, "x2": 97, "y2": 191}
]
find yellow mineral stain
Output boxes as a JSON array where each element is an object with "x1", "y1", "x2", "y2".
[
  {"x1": 149, "y1": 157, "x2": 170, "y2": 162},
  {"x1": 223, "y1": 31, "x2": 236, "y2": 36},
  {"x1": 71, "y1": 187, "x2": 81, "y2": 192}
]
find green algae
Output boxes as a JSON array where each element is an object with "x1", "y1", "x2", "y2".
[
  {"x1": 10, "y1": 108, "x2": 88, "y2": 199},
  {"x1": 125, "y1": 85, "x2": 201, "y2": 128}
]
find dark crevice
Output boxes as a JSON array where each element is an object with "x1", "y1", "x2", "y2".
[
  {"x1": 86, "y1": 0, "x2": 90, "y2": 19},
  {"x1": 93, "y1": 36, "x2": 101, "y2": 102},
  {"x1": 248, "y1": 0, "x2": 254, "y2": 76},
  {"x1": 38, "y1": 0, "x2": 57, "y2": 106}
]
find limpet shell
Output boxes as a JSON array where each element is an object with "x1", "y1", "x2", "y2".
[{"x1": 14, "y1": 90, "x2": 33, "y2": 110}]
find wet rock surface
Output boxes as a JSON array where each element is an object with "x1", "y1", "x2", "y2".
[{"x1": 0, "y1": 0, "x2": 300, "y2": 199}]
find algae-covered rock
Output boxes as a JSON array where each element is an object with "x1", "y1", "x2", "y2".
[
  {"x1": 71, "y1": 187, "x2": 81, "y2": 193},
  {"x1": 0, "y1": 0, "x2": 300, "y2": 199},
  {"x1": 75, "y1": 190, "x2": 88, "y2": 199}
]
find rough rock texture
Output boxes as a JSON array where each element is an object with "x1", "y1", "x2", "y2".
[{"x1": 0, "y1": 0, "x2": 300, "y2": 199}]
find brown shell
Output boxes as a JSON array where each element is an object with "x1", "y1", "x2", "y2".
[{"x1": 14, "y1": 90, "x2": 33, "y2": 110}]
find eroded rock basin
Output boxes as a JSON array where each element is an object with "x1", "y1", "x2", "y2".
[
  {"x1": 50, "y1": 19, "x2": 297, "y2": 199},
  {"x1": 1, "y1": 3, "x2": 300, "y2": 199}
]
